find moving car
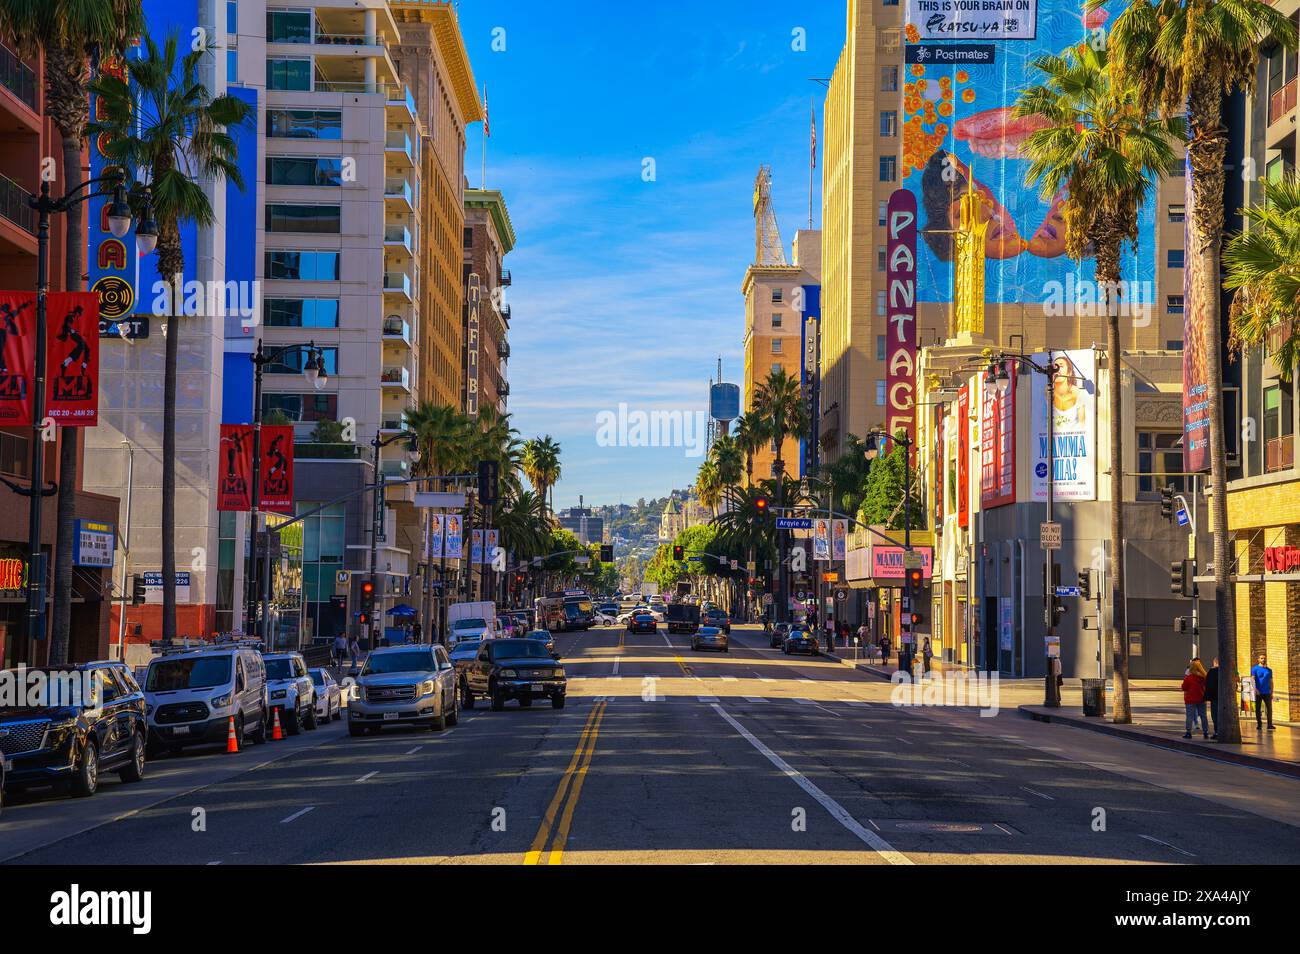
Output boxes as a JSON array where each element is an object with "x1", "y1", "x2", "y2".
[
  {"x1": 523, "y1": 629, "x2": 556, "y2": 654},
  {"x1": 783, "y1": 628, "x2": 821, "y2": 656},
  {"x1": 704, "y1": 608, "x2": 731, "y2": 634},
  {"x1": 691, "y1": 625, "x2": 729, "y2": 653},
  {"x1": 1, "y1": 660, "x2": 147, "y2": 798},
  {"x1": 349, "y1": 644, "x2": 459, "y2": 735},
  {"x1": 143, "y1": 643, "x2": 268, "y2": 754},
  {"x1": 626, "y1": 612, "x2": 657, "y2": 634},
  {"x1": 768, "y1": 622, "x2": 791, "y2": 649},
  {"x1": 264, "y1": 652, "x2": 317, "y2": 735},
  {"x1": 309, "y1": 667, "x2": 342, "y2": 723},
  {"x1": 462, "y1": 638, "x2": 566, "y2": 710}
]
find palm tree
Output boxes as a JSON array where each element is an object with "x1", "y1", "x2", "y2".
[
  {"x1": 521, "y1": 435, "x2": 562, "y2": 513},
  {"x1": 752, "y1": 369, "x2": 807, "y2": 478},
  {"x1": 0, "y1": 0, "x2": 144, "y2": 663},
  {"x1": 732, "y1": 413, "x2": 766, "y2": 487},
  {"x1": 88, "y1": 32, "x2": 253, "y2": 640},
  {"x1": 1016, "y1": 42, "x2": 1183, "y2": 724},
  {"x1": 709, "y1": 433, "x2": 745, "y2": 491},
  {"x1": 404, "y1": 403, "x2": 472, "y2": 487},
  {"x1": 1225, "y1": 174, "x2": 1300, "y2": 374},
  {"x1": 1107, "y1": 0, "x2": 1296, "y2": 743},
  {"x1": 695, "y1": 460, "x2": 722, "y2": 517}
]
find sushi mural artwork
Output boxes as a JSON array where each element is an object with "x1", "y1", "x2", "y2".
[{"x1": 901, "y1": 0, "x2": 1156, "y2": 306}]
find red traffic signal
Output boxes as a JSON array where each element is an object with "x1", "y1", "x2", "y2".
[
  {"x1": 905, "y1": 567, "x2": 922, "y2": 589},
  {"x1": 672, "y1": 545, "x2": 684, "y2": 561},
  {"x1": 361, "y1": 581, "x2": 375, "y2": 597},
  {"x1": 754, "y1": 496, "x2": 770, "y2": 513}
]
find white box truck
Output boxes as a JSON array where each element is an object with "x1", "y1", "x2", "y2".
[{"x1": 447, "y1": 601, "x2": 496, "y2": 645}]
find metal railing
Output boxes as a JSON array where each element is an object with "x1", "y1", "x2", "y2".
[
  {"x1": 0, "y1": 173, "x2": 35, "y2": 234},
  {"x1": 0, "y1": 44, "x2": 37, "y2": 112},
  {"x1": 1270, "y1": 77, "x2": 1297, "y2": 125},
  {"x1": 1266, "y1": 433, "x2": 1294, "y2": 473}
]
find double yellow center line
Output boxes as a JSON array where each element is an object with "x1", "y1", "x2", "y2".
[{"x1": 523, "y1": 700, "x2": 607, "y2": 865}]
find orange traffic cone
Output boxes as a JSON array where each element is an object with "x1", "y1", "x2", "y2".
[
  {"x1": 225, "y1": 716, "x2": 239, "y2": 753},
  {"x1": 271, "y1": 708, "x2": 283, "y2": 741}
]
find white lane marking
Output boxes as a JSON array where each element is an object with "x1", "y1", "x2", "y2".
[
  {"x1": 280, "y1": 806, "x2": 315, "y2": 824},
  {"x1": 798, "y1": 679, "x2": 814, "y2": 684},
  {"x1": 356, "y1": 771, "x2": 379, "y2": 783},
  {"x1": 710, "y1": 703, "x2": 912, "y2": 865},
  {"x1": 1139, "y1": 834, "x2": 1196, "y2": 857},
  {"x1": 759, "y1": 677, "x2": 775, "y2": 683},
  {"x1": 1020, "y1": 786, "x2": 1054, "y2": 801},
  {"x1": 206, "y1": 861, "x2": 223, "y2": 866},
  {"x1": 612, "y1": 656, "x2": 621, "y2": 675},
  {"x1": 795, "y1": 698, "x2": 817, "y2": 705},
  {"x1": 743, "y1": 696, "x2": 768, "y2": 703},
  {"x1": 697, "y1": 695, "x2": 719, "y2": 703},
  {"x1": 721, "y1": 676, "x2": 737, "y2": 682},
  {"x1": 405, "y1": 746, "x2": 422, "y2": 755}
]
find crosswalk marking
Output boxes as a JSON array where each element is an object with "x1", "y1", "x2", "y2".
[
  {"x1": 743, "y1": 696, "x2": 768, "y2": 703},
  {"x1": 795, "y1": 698, "x2": 816, "y2": 705},
  {"x1": 697, "y1": 695, "x2": 719, "y2": 703}
]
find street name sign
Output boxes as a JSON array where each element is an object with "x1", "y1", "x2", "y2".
[{"x1": 777, "y1": 517, "x2": 813, "y2": 530}]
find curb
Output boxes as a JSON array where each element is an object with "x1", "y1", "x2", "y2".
[{"x1": 1017, "y1": 705, "x2": 1300, "y2": 779}]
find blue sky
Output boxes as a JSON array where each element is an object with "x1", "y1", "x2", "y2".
[{"x1": 455, "y1": 1, "x2": 844, "y2": 509}]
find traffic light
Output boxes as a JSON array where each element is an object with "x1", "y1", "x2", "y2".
[
  {"x1": 360, "y1": 579, "x2": 376, "y2": 613},
  {"x1": 131, "y1": 574, "x2": 146, "y2": 606},
  {"x1": 477, "y1": 458, "x2": 500, "y2": 506},
  {"x1": 1077, "y1": 568, "x2": 1092, "y2": 601},
  {"x1": 1160, "y1": 484, "x2": 1175, "y2": 521},
  {"x1": 909, "y1": 607, "x2": 925, "y2": 627},
  {"x1": 672, "y1": 545, "x2": 684, "y2": 561},
  {"x1": 754, "y1": 495, "x2": 771, "y2": 514},
  {"x1": 1170, "y1": 558, "x2": 1196, "y2": 597},
  {"x1": 600, "y1": 544, "x2": 613, "y2": 563}
]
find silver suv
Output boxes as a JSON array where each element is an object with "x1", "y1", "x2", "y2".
[
  {"x1": 348, "y1": 644, "x2": 459, "y2": 736},
  {"x1": 263, "y1": 652, "x2": 316, "y2": 736}
]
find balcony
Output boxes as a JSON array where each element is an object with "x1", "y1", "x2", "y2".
[
  {"x1": 497, "y1": 339, "x2": 511, "y2": 359},
  {"x1": 1270, "y1": 78, "x2": 1297, "y2": 126},
  {"x1": 500, "y1": 268, "x2": 512, "y2": 287},
  {"x1": 498, "y1": 302, "x2": 512, "y2": 323},
  {"x1": 1266, "y1": 433, "x2": 1295, "y2": 474},
  {"x1": 382, "y1": 271, "x2": 412, "y2": 300},
  {"x1": 0, "y1": 174, "x2": 36, "y2": 235},
  {"x1": 0, "y1": 43, "x2": 38, "y2": 113},
  {"x1": 380, "y1": 410, "x2": 411, "y2": 433},
  {"x1": 387, "y1": 85, "x2": 416, "y2": 121},
  {"x1": 313, "y1": 79, "x2": 391, "y2": 95},
  {"x1": 384, "y1": 176, "x2": 413, "y2": 209},
  {"x1": 382, "y1": 316, "x2": 411, "y2": 346},
  {"x1": 385, "y1": 129, "x2": 415, "y2": 166},
  {"x1": 380, "y1": 365, "x2": 411, "y2": 391},
  {"x1": 384, "y1": 223, "x2": 413, "y2": 253},
  {"x1": 379, "y1": 458, "x2": 410, "y2": 480}
]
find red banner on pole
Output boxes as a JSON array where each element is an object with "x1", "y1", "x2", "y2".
[
  {"x1": 218, "y1": 424, "x2": 255, "y2": 511},
  {"x1": 45, "y1": 291, "x2": 100, "y2": 426},
  {"x1": 0, "y1": 291, "x2": 38, "y2": 426},
  {"x1": 259, "y1": 424, "x2": 295, "y2": 514}
]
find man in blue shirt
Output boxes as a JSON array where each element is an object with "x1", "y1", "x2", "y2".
[{"x1": 1251, "y1": 654, "x2": 1276, "y2": 732}]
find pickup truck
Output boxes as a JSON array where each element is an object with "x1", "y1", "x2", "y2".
[{"x1": 664, "y1": 603, "x2": 701, "y2": 635}]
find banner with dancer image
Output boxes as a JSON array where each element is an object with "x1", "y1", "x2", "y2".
[
  {"x1": 0, "y1": 290, "x2": 100, "y2": 426},
  {"x1": 444, "y1": 514, "x2": 464, "y2": 560},
  {"x1": 217, "y1": 424, "x2": 255, "y2": 511},
  {"x1": 258, "y1": 425, "x2": 295, "y2": 514}
]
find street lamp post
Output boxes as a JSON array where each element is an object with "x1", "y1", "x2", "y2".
[
  {"x1": 246, "y1": 340, "x2": 327, "y2": 640},
  {"x1": 116, "y1": 440, "x2": 134, "y2": 661},
  {"x1": 365, "y1": 429, "x2": 419, "y2": 646},
  {"x1": 13, "y1": 173, "x2": 152, "y2": 660}
]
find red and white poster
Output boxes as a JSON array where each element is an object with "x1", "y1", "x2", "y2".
[
  {"x1": 0, "y1": 291, "x2": 37, "y2": 426},
  {"x1": 885, "y1": 190, "x2": 917, "y2": 452},
  {"x1": 218, "y1": 424, "x2": 255, "y2": 512},
  {"x1": 259, "y1": 424, "x2": 295, "y2": 514},
  {"x1": 957, "y1": 384, "x2": 970, "y2": 528},
  {"x1": 45, "y1": 291, "x2": 101, "y2": 425},
  {"x1": 979, "y1": 364, "x2": 1016, "y2": 509}
]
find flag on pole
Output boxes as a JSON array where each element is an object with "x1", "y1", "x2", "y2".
[
  {"x1": 483, "y1": 86, "x2": 489, "y2": 138},
  {"x1": 810, "y1": 101, "x2": 817, "y2": 169}
]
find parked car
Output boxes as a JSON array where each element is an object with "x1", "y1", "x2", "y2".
[
  {"x1": 309, "y1": 668, "x2": 342, "y2": 723},
  {"x1": 592, "y1": 609, "x2": 617, "y2": 626},
  {"x1": 691, "y1": 625, "x2": 729, "y2": 653},
  {"x1": 264, "y1": 652, "x2": 317, "y2": 735},
  {"x1": 783, "y1": 628, "x2": 821, "y2": 656},
  {"x1": 349, "y1": 644, "x2": 459, "y2": 735},
  {"x1": 1, "y1": 661, "x2": 147, "y2": 799},
  {"x1": 143, "y1": 643, "x2": 268, "y2": 754},
  {"x1": 704, "y1": 608, "x2": 731, "y2": 634},
  {"x1": 769, "y1": 622, "x2": 791, "y2": 649},
  {"x1": 626, "y1": 612, "x2": 657, "y2": 634},
  {"x1": 462, "y1": 638, "x2": 566, "y2": 711}
]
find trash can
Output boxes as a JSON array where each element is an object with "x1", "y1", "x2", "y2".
[{"x1": 1081, "y1": 678, "x2": 1107, "y2": 717}]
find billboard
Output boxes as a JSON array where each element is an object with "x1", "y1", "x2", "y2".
[
  {"x1": 901, "y1": 1, "x2": 1153, "y2": 305},
  {"x1": 1030, "y1": 349, "x2": 1097, "y2": 501},
  {"x1": 1182, "y1": 155, "x2": 1210, "y2": 472},
  {"x1": 980, "y1": 361, "x2": 1016, "y2": 508}
]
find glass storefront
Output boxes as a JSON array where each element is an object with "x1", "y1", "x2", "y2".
[{"x1": 297, "y1": 502, "x2": 346, "y2": 643}]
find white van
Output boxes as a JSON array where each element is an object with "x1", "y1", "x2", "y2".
[
  {"x1": 446, "y1": 601, "x2": 496, "y2": 645},
  {"x1": 142, "y1": 644, "x2": 268, "y2": 754}
]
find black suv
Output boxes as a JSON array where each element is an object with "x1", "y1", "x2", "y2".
[
  {"x1": 0, "y1": 660, "x2": 147, "y2": 799},
  {"x1": 460, "y1": 638, "x2": 566, "y2": 711}
]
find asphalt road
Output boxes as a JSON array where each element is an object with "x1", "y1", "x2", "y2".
[{"x1": 5, "y1": 623, "x2": 1300, "y2": 865}]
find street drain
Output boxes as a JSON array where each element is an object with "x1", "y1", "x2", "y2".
[{"x1": 875, "y1": 820, "x2": 1016, "y2": 835}]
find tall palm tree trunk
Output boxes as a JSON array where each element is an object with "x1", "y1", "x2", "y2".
[
  {"x1": 1189, "y1": 75, "x2": 1240, "y2": 744},
  {"x1": 1100, "y1": 251, "x2": 1131, "y2": 723},
  {"x1": 159, "y1": 236, "x2": 182, "y2": 641}
]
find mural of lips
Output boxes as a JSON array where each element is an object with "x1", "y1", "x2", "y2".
[
  {"x1": 1027, "y1": 188, "x2": 1070, "y2": 258},
  {"x1": 1082, "y1": 6, "x2": 1110, "y2": 29},
  {"x1": 954, "y1": 107, "x2": 1053, "y2": 160}
]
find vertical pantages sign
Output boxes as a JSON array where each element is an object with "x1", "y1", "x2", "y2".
[
  {"x1": 886, "y1": 190, "x2": 918, "y2": 449},
  {"x1": 1182, "y1": 156, "x2": 1210, "y2": 473}
]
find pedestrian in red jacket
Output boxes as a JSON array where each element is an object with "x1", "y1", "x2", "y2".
[{"x1": 1182, "y1": 658, "x2": 1209, "y2": 740}]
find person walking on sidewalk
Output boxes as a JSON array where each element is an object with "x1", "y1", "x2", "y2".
[
  {"x1": 1205, "y1": 657, "x2": 1220, "y2": 740},
  {"x1": 1182, "y1": 658, "x2": 1209, "y2": 739},
  {"x1": 922, "y1": 636, "x2": 934, "y2": 674},
  {"x1": 331, "y1": 633, "x2": 347, "y2": 667},
  {"x1": 348, "y1": 636, "x2": 361, "y2": 669},
  {"x1": 1252, "y1": 654, "x2": 1276, "y2": 732},
  {"x1": 879, "y1": 633, "x2": 891, "y2": 666}
]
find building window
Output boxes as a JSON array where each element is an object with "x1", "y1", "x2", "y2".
[
  {"x1": 877, "y1": 246, "x2": 887, "y2": 271},
  {"x1": 266, "y1": 346, "x2": 337, "y2": 376},
  {"x1": 1166, "y1": 339, "x2": 1184, "y2": 351},
  {"x1": 266, "y1": 10, "x2": 311, "y2": 43},
  {"x1": 771, "y1": 288, "x2": 783, "y2": 304},
  {"x1": 882, "y1": 67, "x2": 898, "y2": 92},
  {"x1": 264, "y1": 298, "x2": 340, "y2": 328},
  {"x1": 266, "y1": 156, "x2": 343, "y2": 187},
  {"x1": 879, "y1": 156, "x2": 897, "y2": 182},
  {"x1": 771, "y1": 339, "x2": 783, "y2": 354},
  {"x1": 876, "y1": 334, "x2": 887, "y2": 361},
  {"x1": 225, "y1": 49, "x2": 238, "y2": 83},
  {"x1": 0, "y1": 429, "x2": 30, "y2": 478},
  {"x1": 880, "y1": 111, "x2": 897, "y2": 137},
  {"x1": 771, "y1": 313, "x2": 782, "y2": 329},
  {"x1": 261, "y1": 392, "x2": 338, "y2": 422},
  {"x1": 876, "y1": 292, "x2": 886, "y2": 317},
  {"x1": 1137, "y1": 431, "x2": 1186, "y2": 498},
  {"x1": 771, "y1": 362, "x2": 783, "y2": 374},
  {"x1": 1168, "y1": 204, "x2": 1185, "y2": 223},
  {"x1": 1167, "y1": 249, "x2": 1185, "y2": 268},
  {"x1": 463, "y1": 227, "x2": 473, "y2": 248},
  {"x1": 1166, "y1": 294, "x2": 1184, "y2": 315},
  {"x1": 267, "y1": 109, "x2": 342, "y2": 140},
  {"x1": 1264, "y1": 381, "x2": 1295, "y2": 473},
  {"x1": 266, "y1": 58, "x2": 311, "y2": 91},
  {"x1": 265, "y1": 250, "x2": 340, "y2": 280},
  {"x1": 266, "y1": 204, "x2": 341, "y2": 233},
  {"x1": 875, "y1": 380, "x2": 886, "y2": 406},
  {"x1": 878, "y1": 200, "x2": 887, "y2": 226},
  {"x1": 883, "y1": 0, "x2": 899, "y2": 6}
]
